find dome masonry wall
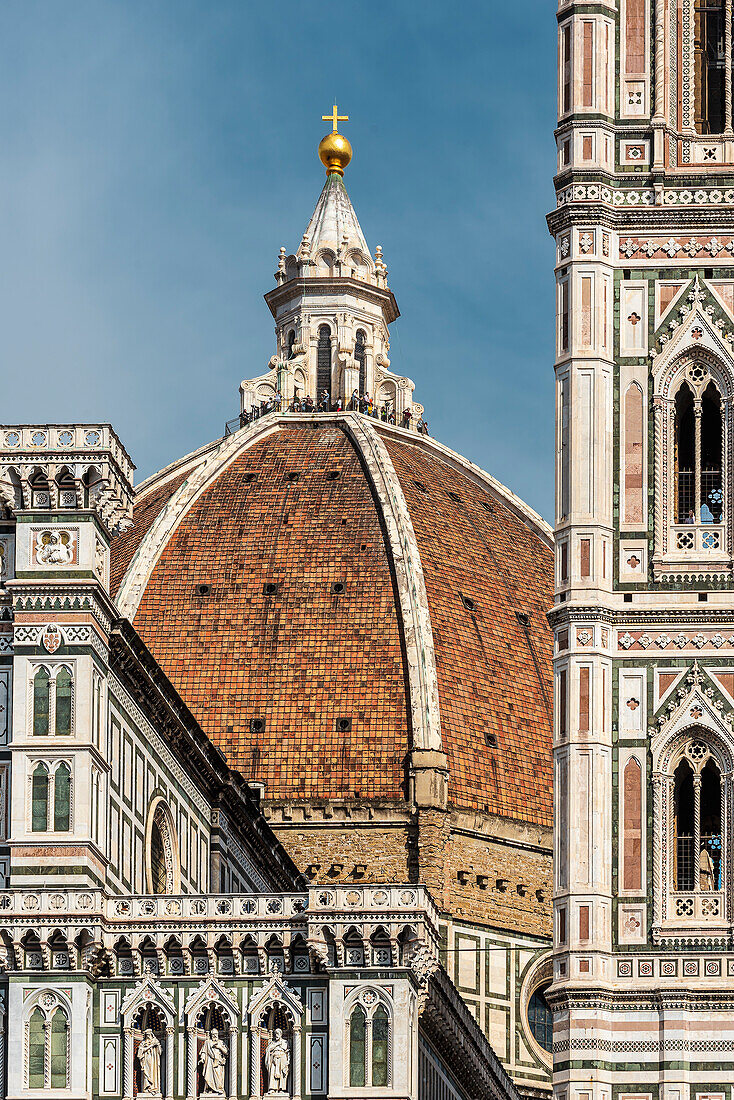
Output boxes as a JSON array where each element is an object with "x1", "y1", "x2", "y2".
[{"x1": 111, "y1": 411, "x2": 555, "y2": 1093}]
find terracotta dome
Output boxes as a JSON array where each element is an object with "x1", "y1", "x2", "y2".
[{"x1": 111, "y1": 413, "x2": 554, "y2": 829}]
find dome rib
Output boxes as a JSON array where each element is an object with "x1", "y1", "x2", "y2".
[{"x1": 345, "y1": 416, "x2": 442, "y2": 754}]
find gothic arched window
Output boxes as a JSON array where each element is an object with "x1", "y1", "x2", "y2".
[
  {"x1": 49, "y1": 1008, "x2": 69, "y2": 1089},
  {"x1": 317, "y1": 326, "x2": 332, "y2": 404},
  {"x1": 355, "y1": 330, "x2": 367, "y2": 396},
  {"x1": 31, "y1": 762, "x2": 72, "y2": 833},
  {"x1": 31, "y1": 764, "x2": 49, "y2": 832},
  {"x1": 673, "y1": 740, "x2": 723, "y2": 893},
  {"x1": 28, "y1": 1008, "x2": 45, "y2": 1088},
  {"x1": 674, "y1": 378, "x2": 723, "y2": 526},
  {"x1": 150, "y1": 816, "x2": 167, "y2": 894},
  {"x1": 147, "y1": 800, "x2": 179, "y2": 895},
  {"x1": 287, "y1": 330, "x2": 296, "y2": 360},
  {"x1": 675, "y1": 382, "x2": 695, "y2": 523},
  {"x1": 54, "y1": 763, "x2": 71, "y2": 832},
  {"x1": 54, "y1": 668, "x2": 73, "y2": 736},
  {"x1": 26, "y1": 1001, "x2": 69, "y2": 1090},
  {"x1": 372, "y1": 1005, "x2": 389, "y2": 1086},
  {"x1": 33, "y1": 668, "x2": 50, "y2": 736},
  {"x1": 695, "y1": 0, "x2": 725, "y2": 134},
  {"x1": 349, "y1": 1006, "x2": 366, "y2": 1087},
  {"x1": 346, "y1": 994, "x2": 392, "y2": 1088},
  {"x1": 701, "y1": 381, "x2": 723, "y2": 522}
]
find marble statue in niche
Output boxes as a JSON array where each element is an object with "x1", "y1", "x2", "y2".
[
  {"x1": 137, "y1": 1028, "x2": 162, "y2": 1095},
  {"x1": 265, "y1": 1028, "x2": 290, "y2": 1094},
  {"x1": 200, "y1": 1028, "x2": 228, "y2": 1096}
]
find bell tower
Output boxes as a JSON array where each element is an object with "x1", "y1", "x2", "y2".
[
  {"x1": 549, "y1": 2, "x2": 734, "y2": 1098},
  {"x1": 239, "y1": 108, "x2": 423, "y2": 421}
]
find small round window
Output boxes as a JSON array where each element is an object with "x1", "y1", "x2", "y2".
[{"x1": 528, "y1": 987, "x2": 553, "y2": 1052}]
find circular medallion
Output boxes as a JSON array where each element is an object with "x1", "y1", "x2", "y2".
[
  {"x1": 31, "y1": 430, "x2": 47, "y2": 447},
  {"x1": 4, "y1": 432, "x2": 19, "y2": 448},
  {"x1": 84, "y1": 430, "x2": 101, "y2": 447},
  {"x1": 57, "y1": 430, "x2": 74, "y2": 447}
]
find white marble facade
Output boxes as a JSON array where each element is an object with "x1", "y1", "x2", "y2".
[{"x1": 550, "y1": 0, "x2": 734, "y2": 1096}]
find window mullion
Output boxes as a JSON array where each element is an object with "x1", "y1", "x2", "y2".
[
  {"x1": 49, "y1": 675, "x2": 57, "y2": 738},
  {"x1": 43, "y1": 1019, "x2": 51, "y2": 1089},
  {"x1": 726, "y1": 0, "x2": 733, "y2": 132},
  {"x1": 694, "y1": 772, "x2": 702, "y2": 891},
  {"x1": 722, "y1": 774, "x2": 729, "y2": 906},
  {"x1": 365, "y1": 1016, "x2": 373, "y2": 1088},
  {"x1": 695, "y1": 398, "x2": 703, "y2": 523}
]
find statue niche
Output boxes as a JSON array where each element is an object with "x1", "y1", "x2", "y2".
[
  {"x1": 134, "y1": 1005, "x2": 165, "y2": 1096},
  {"x1": 259, "y1": 1004, "x2": 293, "y2": 1096},
  {"x1": 196, "y1": 1004, "x2": 230, "y2": 1097}
]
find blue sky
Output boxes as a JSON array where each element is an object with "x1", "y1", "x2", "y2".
[{"x1": 0, "y1": 1, "x2": 557, "y2": 520}]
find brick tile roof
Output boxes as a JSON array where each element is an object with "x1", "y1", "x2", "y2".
[
  {"x1": 112, "y1": 422, "x2": 553, "y2": 827},
  {"x1": 125, "y1": 427, "x2": 409, "y2": 801},
  {"x1": 383, "y1": 436, "x2": 554, "y2": 828}
]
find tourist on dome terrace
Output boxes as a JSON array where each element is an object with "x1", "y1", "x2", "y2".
[{"x1": 239, "y1": 395, "x2": 426, "y2": 434}]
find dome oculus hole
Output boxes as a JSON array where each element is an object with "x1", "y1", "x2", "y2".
[
  {"x1": 263, "y1": 582, "x2": 279, "y2": 596},
  {"x1": 331, "y1": 581, "x2": 345, "y2": 595},
  {"x1": 250, "y1": 718, "x2": 265, "y2": 734},
  {"x1": 336, "y1": 717, "x2": 352, "y2": 733},
  {"x1": 460, "y1": 593, "x2": 477, "y2": 612},
  {"x1": 194, "y1": 583, "x2": 212, "y2": 597}
]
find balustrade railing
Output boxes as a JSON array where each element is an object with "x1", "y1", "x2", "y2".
[
  {"x1": 672, "y1": 524, "x2": 725, "y2": 553},
  {"x1": 670, "y1": 891, "x2": 725, "y2": 921},
  {"x1": 0, "y1": 883, "x2": 437, "y2": 925}
]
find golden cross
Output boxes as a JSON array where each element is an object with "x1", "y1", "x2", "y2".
[{"x1": 322, "y1": 104, "x2": 349, "y2": 132}]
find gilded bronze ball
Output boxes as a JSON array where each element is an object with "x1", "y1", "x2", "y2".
[{"x1": 318, "y1": 131, "x2": 352, "y2": 176}]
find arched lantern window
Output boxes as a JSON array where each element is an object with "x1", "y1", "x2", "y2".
[
  {"x1": 355, "y1": 330, "x2": 367, "y2": 396},
  {"x1": 317, "y1": 326, "x2": 332, "y2": 404}
]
